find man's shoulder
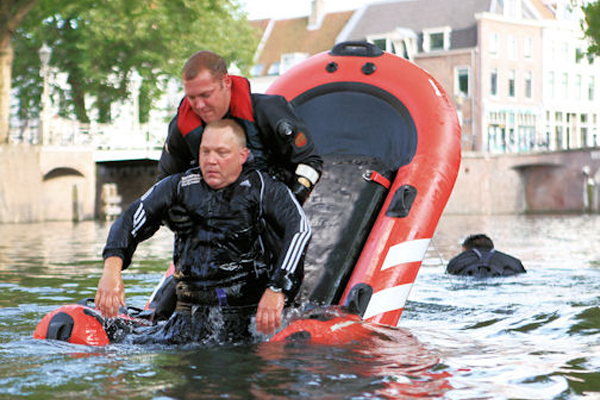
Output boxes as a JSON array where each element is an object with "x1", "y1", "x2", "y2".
[
  {"x1": 238, "y1": 169, "x2": 286, "y2": 189},
  {"x1": 251, "y1": 92, "x2": 287, "y2": 106}
]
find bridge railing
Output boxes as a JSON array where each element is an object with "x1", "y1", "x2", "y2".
[{"x1": 9, "y1": 116, "x2": 167, "y2": 151}]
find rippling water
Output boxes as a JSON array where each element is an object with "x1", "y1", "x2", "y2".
[{"x1": 1, "y1": 215, "x2": 600, "y2": 399}]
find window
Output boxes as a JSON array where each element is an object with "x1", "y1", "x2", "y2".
[
  {"x1": 423, "y1": 27, "x2": 450, "y2": 52},
  {"x1": 456, "y1": 67, "x2": 470, "y2": 96},
  {"x1": 250, "y1": 64, "x2": 264, "y2": 77},
  {"x1": 575, "y1": 74, "x2": 582, "y2": 100},
  {"x1": 489, "y1": 33, "x2": 498, "y2": 56},
  {"x1": 524, "y1": 37, "x2": 533, "y2": 59},
  {"x1": 429, "y1": 32, "x2": 444, "y2": 50},
  {"x1": 267, "y1": 62, "x2": 280, "y2": 76},
  {"x1": 372, "y1": 37, "x2": 396, "y2": 54},
  {"x1": 508, "y1": 70, "x2": 516, "y2": 98},
  {"x1": 491, "y1": 68, "x2": 498, "y2": 96},
  {"x1": 576, "y1": 48, "x2": 585, "y2": 63},
  {"x1": 369, "y1": 34, "x2": 416, "y2": 60},
  {"x1": 280, "y1": 53, "x2": 308, "y2": 75},
  {"x1": 561, "y1": 73, "x2": 568, "y2": 99},
  {"x1": 547, "y1": 71, "x2": 555, "y2": 99},
  {"x1": 525, "y1": 71, "x2": 532, "y2": 99},
  {"x1": 589, "y1": 76, "x2": 595, "y2": 101},
  {"x1": 561, "y1": 43, "x2": 569, "y2": 62}
]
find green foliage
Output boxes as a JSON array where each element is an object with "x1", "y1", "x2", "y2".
[
  {"x1": 583, "y1": 0, "x2": 600, "y2": 57},
  {"x1": 12, "y1": 0, "x2": 258, "y2": 123}
]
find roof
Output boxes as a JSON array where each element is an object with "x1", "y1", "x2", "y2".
[
  {"x1": 251, "y1": 10, "x2": 355, "y2": 77},
  {"x1": 344, "y1": 0, "x2": 494, "y2": 43},
  {"x1": 528, "y1": 0, "x2": 557, "y2": 19}
]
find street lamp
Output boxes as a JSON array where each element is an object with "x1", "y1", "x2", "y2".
[{"x1": 38, "y1": 43, "x2": 52, "y2": 145}]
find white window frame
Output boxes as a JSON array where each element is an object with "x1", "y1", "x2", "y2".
[
  {"x1": 423, "y1": 26, "x2": 451, "y2": 52},
  {"x1": 524, "y1": 36, "x2": 533, "y2": 59},
  {"x1": 524, "y1": 70, "x2": 532, "y2": 99},
  {"x1": 489, "y1": 32, "x2": 499, "y2": 57},
  {"x1": 490, "y1": 68, "x2": 499, "y2": 97},
  {"x1": 455, "y1": 66, "x2": 470, "y2": 97}
]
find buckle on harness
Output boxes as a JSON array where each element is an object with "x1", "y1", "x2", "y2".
[{"x1": 362, "y1": 170, "x2": 391, "y2": 189}]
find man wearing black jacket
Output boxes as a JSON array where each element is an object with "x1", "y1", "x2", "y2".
[
  {"x1": 159, "y1": 50, "x2": 322, "y2": 204},
  {"x1": 446, "y1": 234, "x2": 526, "y2": 277},
  {"x1": 96, "y1": 120, "x2": 311, "y2": 342}
]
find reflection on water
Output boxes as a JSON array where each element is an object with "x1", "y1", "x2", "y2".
[{"x1": 1, "y1": 215, "x2": 600, "y2": 399}]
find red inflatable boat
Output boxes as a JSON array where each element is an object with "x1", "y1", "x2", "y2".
[{"x1": 34, "y1": 41, "x2": 460, "y2": 346}]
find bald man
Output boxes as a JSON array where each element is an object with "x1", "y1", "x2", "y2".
[{"x1": 97, "y1": 119, "x2": 310, "y2": 343}]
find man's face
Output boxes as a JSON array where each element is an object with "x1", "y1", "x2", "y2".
[
  {"x1": 183, "y1": 69, "x2": 232, "y2": 123},
  {"x1": 199, "y1": 126, "x2": 248, "y2": 190}
]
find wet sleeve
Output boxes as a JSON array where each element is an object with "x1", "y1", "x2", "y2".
[
  {"x1": 157, "y1": 116, "x2": 194, "y2": 181},
  {"x1": 102, "y1": 175, "x2": 179, "y2": 269},
  {"x1": 253, "y1": 94, "x2": 323, "y2": 179},
  {"x1": 260, "y1": 172, "x2": 311, "y2": 298}
]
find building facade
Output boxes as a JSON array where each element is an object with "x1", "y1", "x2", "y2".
[{"x1": 250, "y1": 0, "x2": 599, "y2": 155}]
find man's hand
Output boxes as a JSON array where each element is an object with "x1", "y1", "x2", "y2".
[
  {"x1": 255, "y1": 288, "x2": 285, "y2": 335},
  {"x1": 95, "y1": 256, "x2": 126, "y2": 318}
]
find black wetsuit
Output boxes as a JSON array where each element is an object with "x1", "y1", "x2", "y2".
[
  {"x1": 446, "y1": 248, "x2": 526, "y2": 277},
  {"x1": 103, "y1": 167, "x2": 311, "y2": 343}
]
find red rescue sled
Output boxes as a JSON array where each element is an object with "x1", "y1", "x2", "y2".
[{"x1": 34, "y1": 41, "x2": 460, "y2": 346}]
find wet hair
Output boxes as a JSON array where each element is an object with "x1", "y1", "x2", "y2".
[
  {"x1": 462, "y1": 234, "x2": 494, "y2": 250},
  {"x1": 182, "y1": 51, "x2": 228, "y2": 81},
  {"x1": 204, "y1": 119, "x2": 246, "y2": 148}
]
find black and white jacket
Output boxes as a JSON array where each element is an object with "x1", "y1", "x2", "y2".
[{"x1": 103, "y1": 167, "x2": 311, "y2": 305}]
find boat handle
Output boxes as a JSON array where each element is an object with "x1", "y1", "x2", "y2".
[
  {"x1": 386, "y1": 185, "x2": 417, "y2": 218},
  {"x1": 330, "y1": 41, "x2": 384, "y2": 57}
]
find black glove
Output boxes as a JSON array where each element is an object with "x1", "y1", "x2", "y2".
[
  {"x1": 164, "y1": 204, "x2": 193, "y2": 235},
  {"x1": 291, "y1": 179, "x2": 312, "y2": 205}
]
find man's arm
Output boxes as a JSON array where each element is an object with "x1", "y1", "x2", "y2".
[
  {"x1": 255, "y1": 172, "x2": 312, "y2": 334},
  {"x1": 96, "y1": 175, "x2": 179, "y2": 317},
  {"x1": 253, "y1": 94, "x2": 323, "y2": 203},
  {"x1": 95, "y1": 256, "x2": 125, "y2": 318}
]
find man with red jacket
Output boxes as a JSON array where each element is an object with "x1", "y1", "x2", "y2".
[{"x1": 159, "y1": 50, "x2": 322, "y2": 204}]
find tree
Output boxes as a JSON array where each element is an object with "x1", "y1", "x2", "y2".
[
  {"x1": 583, "y1": 1, "x2": 600, "y2": 57},
  {"x1": 0, "y1": 0, "x2": 38, "y2": 143},
  {"x1": 10, "y1": 0, "x2": 257, "y2": 127}
]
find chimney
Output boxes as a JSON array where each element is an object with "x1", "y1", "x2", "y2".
[{"x1": 308, "y1": 0, "x2": 325, "y2": 29}]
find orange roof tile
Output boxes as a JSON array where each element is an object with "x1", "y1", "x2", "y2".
[
  {"x1": 252, "y1": 11, "x2": 355, "y2": 76},
  {"x1": 529, "y1": 0, "x2": 556, "y2": 19}
]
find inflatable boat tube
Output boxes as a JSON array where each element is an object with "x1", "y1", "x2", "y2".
[{"x1": 267, "y1": 41, "x2": 460, "y2": 339}]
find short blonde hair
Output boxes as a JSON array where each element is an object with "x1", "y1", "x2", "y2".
[{"x1": 204, "y1": 119, "x2": 246, "y2": 148}]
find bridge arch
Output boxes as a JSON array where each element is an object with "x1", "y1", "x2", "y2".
[{"x1": 43, "y1": 167, "x2": 85, "y2": 181}]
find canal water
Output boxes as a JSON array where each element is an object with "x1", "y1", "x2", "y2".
[{"x1": 1, "y1": 214, "x2": 599, "y2": 399}]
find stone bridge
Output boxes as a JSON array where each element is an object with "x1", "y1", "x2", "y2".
[
  {"x1": 446, "y1": 148, "x2": 600, "y2": 215},
  {"x1": 3, "y1": 142, "x2": 600, "y2": 223},
  {"x1": 0, "y1": 145, "x2": 160, "y2": 224}
]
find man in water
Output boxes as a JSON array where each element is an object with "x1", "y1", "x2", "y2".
[
  {"x1": 446, "y1": 234, "x2": 526, "y2": 277},
  {"x1": 159, "y1": 50, "x2": 322, "y2": 204},
  {"x1": 95, "y1": 119, "x2": 311, "y2": 342}
]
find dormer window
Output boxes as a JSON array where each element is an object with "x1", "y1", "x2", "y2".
[
  {"x1": 280, "y1": 53, "x2": 309, "y2": 75},
  {"x1": 368, "y1": 29, "x2": 417, "y2": 60},
  {"x1": 423, "y1": 27, "x2": 451, "y2": 52},
  {"x1": 250, "y1": 64, "x2": 264, "y2": 77},
  {"x1": 267, "y1": 62, "x2": 280, "y2": 76}
]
